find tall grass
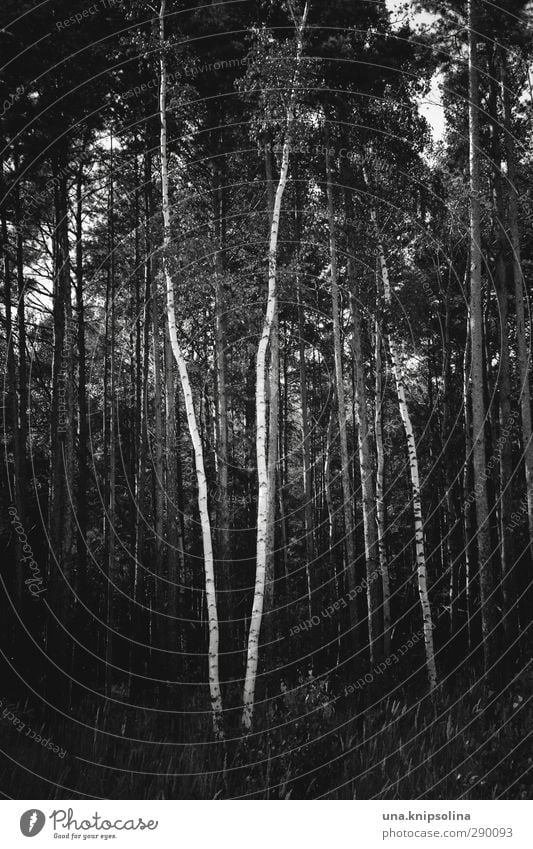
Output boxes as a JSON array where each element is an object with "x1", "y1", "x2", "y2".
[{"x1": 0, "y1": 668, "x2": 531, "y2": 799}]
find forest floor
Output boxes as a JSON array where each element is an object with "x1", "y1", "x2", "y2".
[{"x1": 0, "y1": 667, "x2": 531, "y2": 799}]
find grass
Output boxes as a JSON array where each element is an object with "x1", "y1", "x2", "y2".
[{"x1": 0, "y1": 667, "x2": 531, "y2": 799}]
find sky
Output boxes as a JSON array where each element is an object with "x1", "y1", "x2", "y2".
[{"x1": 385, "y1": 0, "x2": 446, "y2": 142}]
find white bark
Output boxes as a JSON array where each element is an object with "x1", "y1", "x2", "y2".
[
  {"x1": 325, "y1": 146, "x2": 358, "y2": 633},
  {"x1": 468, "y1": 0, "x2": 498, "y2": 674},
  {"x1": 372, "y1": 209, "x2": 437, "y2": 691},
  {"x1": 242, "y1": 2, "x2": 309, "y2": 731},
  {"x1": 159, "y1": 0, "x2": 223, "y2": 737},
  {"x1": 502, "y1": 63, "x2": 533, "y2": 557},
  {"x1": 374, "y1": 319, "x2": 391, "y2": 657}
]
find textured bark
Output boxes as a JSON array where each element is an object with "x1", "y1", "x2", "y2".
[
  {"x1": 264, "y1": 144, "x2": 279, "y2": 644},
  {"x1": 75, "y1": 165, "x2": 88, "y2": 589},
  {"x1": 104, "y1": 143, "x2": 116, "y2": 695},
  {"x1": 349, "y1": 293, "x2": 382, "y2": 666},
  {"x1": 468, "y1": 0, "x2": 499, "y2": 676},
  {"x1": 502, "y1": 57, "x2": 533, "y2": 561},
  {"x1": 488, "y1": 53, "x2": 514, "y2": 629},
  {"x1": 242, "y1": 2, "x2": 309, "y2": 731},
  {"x1": 134, "y1": 146, "x2": 153, "y2": 619},
  {"x1": 298, "y1": 279, "x2": 314, "y2": 620},
  {"x1": 213, "y1": 163, "x2": 231, "y2": 633},
  {"x1": 463, "y1": 315, "x2": 473, "y2": 652},
  {"x1": 373, "y1": 213, "x2": 437, "y2": 691},
  {"x1": 325, "y1": 144, "x2": 358, "y2": 636},
  {"x1": 164, "y1": 325, "x2": 185, "y2": 659},
  {"x1": 1, "y1": 188, "x2": 24, "y2": 601},
  {"x1": 374, "y1": 320, "x2": 391, "y2": 658},
  {"x1": 13, "y1": 171, "x2": 28, "y2": 558},
  {"x1": 49, "y1": 160, "x2": 75, "y2": 618},
  {"x1": 344, "y1": 181, "x2": 382, "y2": 666},
  {"x1": 159, "y1": 0, "x2": 223, "y2": 736},
  {"x1": 152, "y1": 279, "x2": 165, "y2": 570}
]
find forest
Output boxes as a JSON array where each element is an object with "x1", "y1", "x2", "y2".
[{"x1": 0, "y1": 0, "x2": 532, "y2": 800}]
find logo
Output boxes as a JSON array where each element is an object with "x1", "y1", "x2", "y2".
[{"x1": 20, "y1": 810, "x2": 46, "y2": 837}]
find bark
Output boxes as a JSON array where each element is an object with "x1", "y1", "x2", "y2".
[
  {"x1": 152, "y1": 278, "x2": 165, "y2": 570},
  {"x1": 13, "y1": 172, "x2": 28, "y2": 548},
  {"x1": 1, "y1": 186, "x2": 24, "y2": 601},
  {"x1": 325, "y1": 144, "x2": 358, "y2": 637},
  {"x1": 75, "y1": 164, "x2": 89, "y2": 590},
  {"x1": 488, "y1": 52, "x2": 514, "y2": 632},
  {"x1": 343, "y1": 180, "x2": 382, "y2": 666},
  {"x1": 374, "y1": 319, "x2": 391, "y2": 658},
  {"x1": 349, "y1": 293, "x2": 382, "y2": 666},
  {"x1": 159, "y1": 0, "x2": 223, "y2": 737},
  {"x1": 294, "y1": 193, "x2": 314, "y2": 620},
  {"x1": 212, "y1": 162, "x2": 231, "y2": 644},
  {"x1": 164, "y1": 325, "x2": 185, "y2": 658},
  {"x1": 242, "y1": 2, "x2": 309, "y2": 731},
  {"x1": 104, "y1": 142, "x2": 116, "y2": 694},
  {"x1": 134, "y1": 148, "x2": 153, "y2": 621},
  {"x1": 372, "y1": 209, "x2": 437, "y2": 691},
  {"x1": 502, "y1": 56, "x2": 533, "y2": 561},
  {"x1": 463, "y1": 313, "x2": 473, "y2": 651},
  {"x1": 49, "y1": 158, "x2": 75, "y2": 619},
  {"x1": 264, "y1": 144, "x2": 279, "y2": 644},
  {"x1": 298, "y1": 277, "x2": 314, "y2": 620},
  {"x1": 468, "y1": 0, "x2": 499, "y2": 676}
]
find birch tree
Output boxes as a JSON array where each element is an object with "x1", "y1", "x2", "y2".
[
  {"x1": 467, "y1": 0, "x2": 499, "y2": 676},
  {"x1": 159, "y1": 0, "x2": 223, "y2": 737},
  {"x1": 370, "y1": 206, "x2": 437, "y2": 691},
  {"x1": 325, "y1": 145, "x2": 358, "y2": 641},
  {"x1": 242, "y1": 1, "x2": 309, "y2": 731}
]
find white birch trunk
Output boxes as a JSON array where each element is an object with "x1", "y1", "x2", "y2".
[
  {"x1": 325, "y1": 146, "x2": 358, "y2": 634},
  {"x1": 242, "y1": 2, "x2": 309, "y2": 731},
  {"x1": 374, "y1": 319, "x2": 391, "y2": 657},
  {"x1": 502, "y1": 64, "x2": 533, "y2": 557},
  {"x1": 159, "y1": 0, "x2": 223, "y2": 737},
  {"x1": 372, "y1": 210, "x2": 437, "y2": 690}
]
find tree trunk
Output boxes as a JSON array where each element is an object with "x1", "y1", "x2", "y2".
[
  {"x1": 49, "y1": 159, "x2": 75, "y2": 632},
  {"x1": 502, "y1": 56, "x2": 533, "y2": 562},
  {"x1": 374, "y1": 318, "x2": 391, "y2": 658},
  {"x1": 343, "y1": 178, "x2": 382, "y2": 666},
  {"x1": 75, "y1": 164, "x2": 89, "y2": 592},
  {"x1": 372, "y1": 210, "x2": 437, "y2": 691},
  {"x1": 488, "y1": 52, "x2": 514, "y2": 643},
  {"x1": 349, "y1": 292, "x2": 382, "y2": 666},
  {"x1": 325, "y1": 143, "x2": 358, "y2": 639},
  {"x1": 164, "y1": 324, "x2": 185, "y2": 662},
  {"x1": 159, "y1": 0, "x2": 223, "y2": 737},
  {"x1": 104, "y1": 140, "x2": 116, "y2": 695},
  {"x1": 242, "y1": 2, "x2": 309, "y2": 731},
  {"x1": 213, "y1": 162, "x2": 231, "y2": 660},
  {"x1": 468, "y1": 0, "x2": 499, "y2": 677},
  {"x1": 1, "y1": 186, "x2": 24, "y2": 602}
]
